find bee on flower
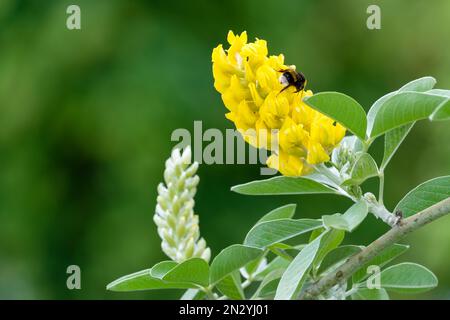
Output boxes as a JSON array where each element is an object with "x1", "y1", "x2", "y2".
[{"x1": 212, "y1": 31, "x2": 346, "y2": 176}]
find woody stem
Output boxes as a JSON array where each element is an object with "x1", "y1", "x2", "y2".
[{"x1": 301, "y1": 197, "x2": 450, "y2": 299}]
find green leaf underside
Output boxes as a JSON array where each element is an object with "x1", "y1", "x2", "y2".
[
  {"x1": 427, "y1": 89, "x2": 450, "y2": 97},
  {"x1": 322, "y1": 200, "x2": 368, "y2": 232},
  {"x1": 426, "y1": 89, "x2": 450, "y2": 120},
  {"x1": 367, "y1": 77, "x2": 435, "y2": 136},
  {"x1": 370, "y1": 92, "x2": 447, "y2": 138},
  {"x1": 275, "y1": 232, "x2": 325, "y2": 300},
  {"x1": 352, "y1": 243, "x2": 409, "y2": 284},
  {"x1": 253, "y1": 256, "x2": 291, "y2": 281},
  {"x1": 430, "y1": 99, "x2": 450, "y2": 120},
  {"x1": 380, "y1": 263, "x2": 438, "y2": 293},
  {"x1": 162, "y1": 258, "x2": 209, "y2": 287},
  {"x1": 106, "y1": 269, "x2": 196, "y2": 292},
  {"x1": 150, "y1": 261, "x2": 178, "y2": 278},
  {"x1": 216, "y1": 271, "x2": 245, "y2": 300},
  {"x1": 231, "y1": 177, "x2": 337, "y2": 196},
  {"x1": 394, "y1": 176, "x2": 450, "y2": 217},
  {"x1": 318, "y1": 245, "x2": 363, "y2": 275},
  {"x1": 399, "y1": 76, "x2": 437, "y2": 92},
  {"x1": 373, "y1": 77, "x2": 437, "y2": 166},
  {"x1": 244, "y1": 218, "x2": 323, "y2": 248},
  {"x1": 259, "y1": 279, "x2": 280, "y2": 298},
  {"x1": 343, "y1": 153, "x2": 379, "y2": 186},
  {"x1": 367, "y1": 91, "x2": 397, "y2": 136},
  {"x1": 303, "y1": 92, "x2": 367, "y2": 139},
  {"x1": 381, "y1": 123, "x2": 414, "y2": 170},
  {"x1": 252, "y1": 269, "x2": 285, "y2": 299},
  {"x1": 269, "y1": 242, "x2": 297, "y2": 251},
  {"x1": 312, "y1": 229, "x2": 345, "y2": 271},
  {"x1": 256, "y1": 204, "x2": 297, "y2": 224},
  {"x1": 244, "y1": 256, "x2": 266, "y2": 276},
  {"x1": 352, "y1": 288, "x2": 390, "y2": 300},
  {"x1": 210, "y1": 244, "x2": 263, "y2": 284},
  {"x1": 180, "y1": 288, "x2": 206, "y2": 300},
  {"x1": 107, "y1": 258, "x2": 210, "y2": 292}
]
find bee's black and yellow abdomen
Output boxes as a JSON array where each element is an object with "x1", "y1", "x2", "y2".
[{"x1": 280, "y1": 69, "x2": 307, "y2": 93}]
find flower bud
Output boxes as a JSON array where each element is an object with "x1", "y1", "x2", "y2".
[{"x1": 154, "y1": 146, "x2": 211, "y2": 263}]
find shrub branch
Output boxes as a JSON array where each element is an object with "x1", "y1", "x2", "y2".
[{"x1": 302, "y1": 197, "x2": 450, "y2": 299}]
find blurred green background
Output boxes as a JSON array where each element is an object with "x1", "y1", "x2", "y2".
[{"x1": 0, "y1": 0, "x2": 449, "y2": 299}]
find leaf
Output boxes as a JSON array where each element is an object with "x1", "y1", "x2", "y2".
[
  {"x1": 380, "y1": 262, "x2": 438, "y2": 293},
  {"x1": 107, "y1": 258, "x2": 210, "y2": 292},
  {"x1": 318, "y1": 245, "x2": 363, "y2": 275},
  {"x1": 253, "y1": 256, "x2": 291, "y2": 281},
  {"x1": 259, "y1": 278, "x2": 280, "y2": 298},
  {"x1": 367, "y1": 92, "x2": 397, "y2": 136},
  {"x1": 243, "y1": 256, "x2": 266, "y2": 278},
  {"x1": 394, "y1": 176, "x2": 450, "y2": 217},
  {"x1": 352, "y1": 244, "x2": 409, "y2": 284},
  {"x1": 231, "y1": 176, "x2": 337, "y2": 196},
  {"x1": 367, "y1": 77, "x2": 436, "y2": 136},
  {"x1": 430, "y1": 98, "x2": 450, "y2": 120},
  {"x1": 426, "y1": 89, "x2": 450, "y2": 120},
  {"x1": 216, "y1": 271, "x2": 245, "y2": 300},
  {"x1": 150, "y1": 261, "x2": 178, "y2": 278},
  {"x1": 162, "y1": 258, "x2": 209, "y2": 287},
  {"x1": 370, "y1": 92, "x2": 447, "y2": 138},
  {"x1": 399, "y1": 76, "x2": 436, "y2": 92},
  {"x1": 256, "y1": 204, "x2": 296, "y2": 224},
  {"x1": 381, "y1": 123, "x2": 414, "y2": 171},
  {"x1": 274, "y1": 233, "x2": 324, "y2": 300},
  {"x1": 331, "y1": 136, "x2": 364, "y2": 164},
  {"x1": 312, "y1": 229, "x2": 345, "y2": 271},
  {"x1": 309, "y1": 227, "x2": 324, "y2": 242},
  {"x1": 351, "y1": 288, "x2": 389, "y2": 300},
  {"x1": 303, "y1": 92, "x2": 367, "y2": 139},
  {"x1": 106, "y1": 269, "x2": 196, "y2": 292},
  {"x1": 244, "y1": 218, "x2": 323, "y2": 248},
  {"x1": 210, "y1": 244, "x2": 263, "y2": 284},
  {"x1": 343, "y1": 152, "x2": 379, "y2": 186},
  {"x1": 251, "y1": 269, "x2": 284, "y2": 299},
  {"x1": 371, "y1": 77, "x2": 436, "y2": 163},
  {"x1": 427, "y1": 89, "x2": 450, "y2": 97},
  {"x1": 269, "y1": 242, "x2": 297, "y2": 251},
  {"x1": 180, "y1": 289, "x2": 206, "y2": 300},
  {"x1": 322, "y1": 200, "x2": 368, "y2": 232}
]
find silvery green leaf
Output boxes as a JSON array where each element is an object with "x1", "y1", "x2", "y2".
[
  {"x1": 210, "y1": 244, "x2": 263, "y2": 284},
  {"x1": 342, "y1": 152, "x2": 379, "y2": 186},
  {"x1": 304, "y1": 92, "x2": 367, "y2": 139},
  {"x1": 244, "y1": 219, "x2": 323, "y2": 249},
  {"x1": 322, "y1": 200, "x2": 368, "y2": 232},
  {"x1": 352, "y1": 243, "x2": 409, "y2": 283},
  {"x1": 380, "y1": 262, "x2": 438, "y2": 293},
  {"x1": 351, "y1": 288, "x2": 389, "y2": 300},
  {"x1": 274, "y1": 232, "x2": 325, "y2": 300},
  {"x1": 395, "y1": 176, "x2": 450, "y2": 217},
  {"x1": 232, "y1": 176, "x2": 338, "y2": 195}
]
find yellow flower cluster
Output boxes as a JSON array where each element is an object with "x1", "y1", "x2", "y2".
[{"x1": 212, "y1": 31, "x2": 345, "y2": 176}]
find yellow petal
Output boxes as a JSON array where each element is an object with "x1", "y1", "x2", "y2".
[{"x1": 307, "y1": 141, "x2": 330, "y2": 164}]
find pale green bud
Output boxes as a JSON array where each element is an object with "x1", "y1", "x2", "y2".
[{"x1": 154, "y1": 146, "x2": 211, "y2": 263}]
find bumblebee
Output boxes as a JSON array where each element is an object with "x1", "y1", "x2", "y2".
[{"x1": 278, "y1": 67, "x2": 307, "y2": 94}]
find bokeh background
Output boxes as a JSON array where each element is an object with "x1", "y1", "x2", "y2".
[{"x1": 0, "y1": 0, "x2": 449, "y2": 299}]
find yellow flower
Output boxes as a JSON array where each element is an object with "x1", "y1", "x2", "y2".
[
  {"x1": 212, "y1": 31, "x2": 346, "y2": 176},
  {"x1": 267, "y1": 151, "x2": 313, "y2": 177},
  {"x1": 310, "y1": 115, "x2": 346, "y2": 151},
  {"x1": 279, "y1": 117, "x2": 309, "y2": 158}
]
